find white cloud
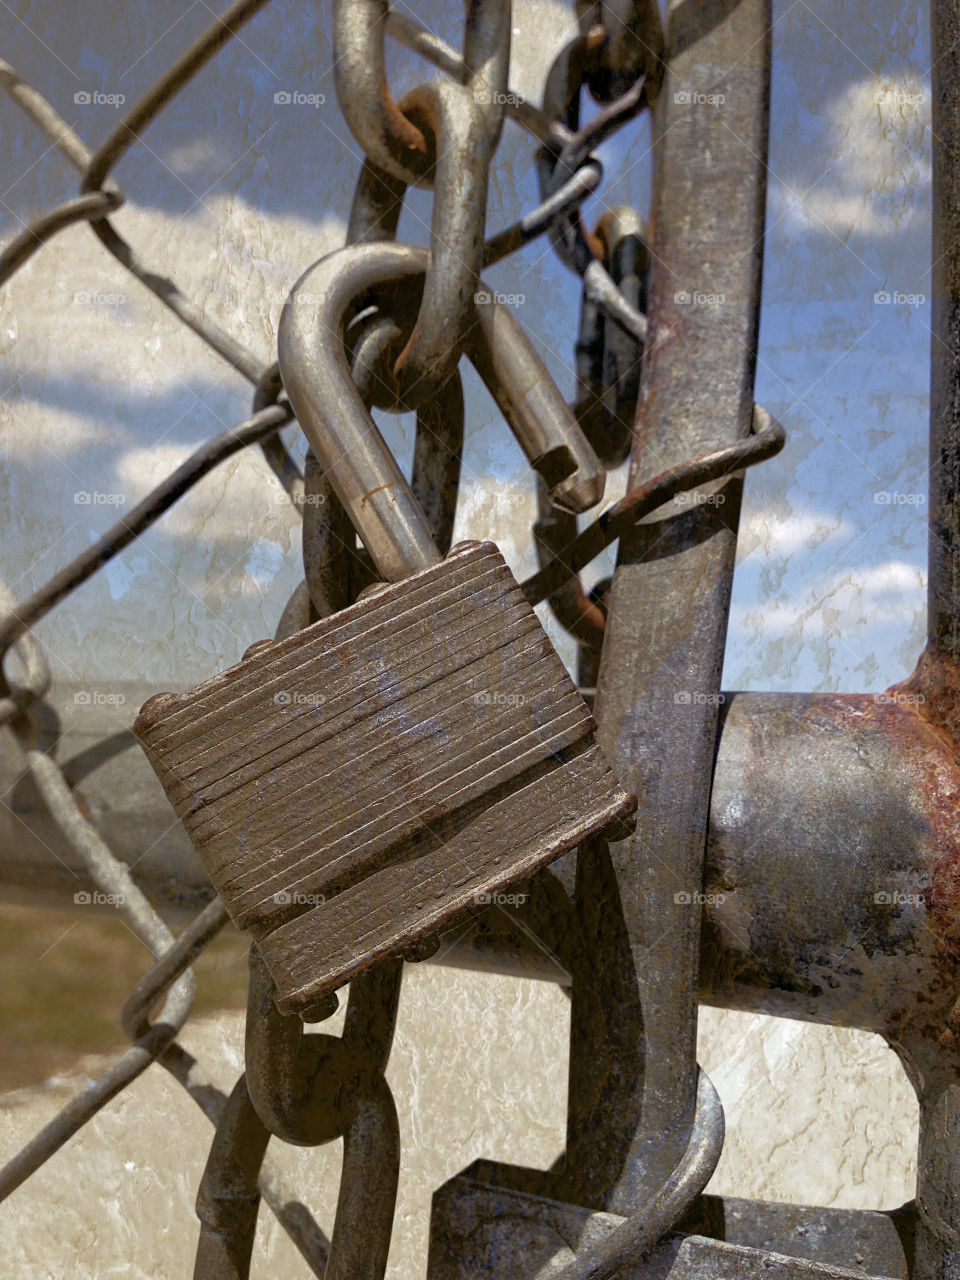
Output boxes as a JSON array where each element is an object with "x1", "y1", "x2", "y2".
[
  {"x1": 737, "y1": 507, "x2": 852, "y2": 561},
  {"x1": 773, "y1": 75, "x2": 930, "y2": 236},
  {"x1": 115, "y1": 442, "x2": 298, "y2": 544},
  {"x1": 2, "y1": 196, "x2": 347, "y2": 394},
  {"x1": 731, "y1": 559, "x2": 925, "y2": 639}
]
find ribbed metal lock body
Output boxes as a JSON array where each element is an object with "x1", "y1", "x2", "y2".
[{"x1": 134, "y1": 540, "x2": 635, "y2": 1014}]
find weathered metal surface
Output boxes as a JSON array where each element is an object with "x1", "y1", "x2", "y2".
[
  {"x1": 894, "y1": 3, "x2": 960, "y2": 1265},
  {"x1": 700, "y1": 689, "x2": 960, "y2": 1037},
  {"x1": 428, "y1": 1168, "x2": 907, "y2": 1279},
  {"x1": 583, "y1": 0, "x2": 771, "y2": 1212},
  {"x1": 193, "y1": 1075, "x2": 272, "y2": 1280},
  {"x1": 929, "y1": 0, "x2": 960, "y2": 667},
  {"x1": 7, "y1": 675, "x2": 960, "y2": 1014},
  {"x1": 134, "y1": 540, "x2": 634, "y2": 1014}
]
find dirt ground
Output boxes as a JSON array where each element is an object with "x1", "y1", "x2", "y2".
[{"x1": 0, "y1": 902, "x2": 250, "y2": 1093}]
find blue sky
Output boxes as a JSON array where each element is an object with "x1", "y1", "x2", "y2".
[{"x1": 0, "y1": 0, "x2": 937, "y2": 695}]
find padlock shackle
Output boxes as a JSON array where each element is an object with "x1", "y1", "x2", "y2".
[
  {"x1": 279, "y1": 243, "x2": 605, "y2": 581},
  {"x1": 279, "y1": 247, "x2": 443, "y2": 582}
]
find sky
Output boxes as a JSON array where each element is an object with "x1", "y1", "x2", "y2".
[{"x1": 0, "y1": 0, "x2": 937, "y2": 701}]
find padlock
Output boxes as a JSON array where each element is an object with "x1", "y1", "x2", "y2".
[{"x1": 133, "y1": 243, "x2": 635, "y2": 1016}]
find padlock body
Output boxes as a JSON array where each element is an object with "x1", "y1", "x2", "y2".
[{"x1": 134, "y1": 542, "x2": 634, "y2": 1014}]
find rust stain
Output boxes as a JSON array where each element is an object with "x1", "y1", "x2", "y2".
[{"x1": 360, "y1": 482, "x2": 395, "y2": 508}]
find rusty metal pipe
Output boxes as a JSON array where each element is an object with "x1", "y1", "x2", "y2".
[{"x1": 6, "y1": 687, "x2": 959, "y2": 1005}]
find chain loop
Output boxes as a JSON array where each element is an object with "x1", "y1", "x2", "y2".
[
  {"x1": 574, "y1": 0, "x2": 663, "y2": 103},
  {"x1": 333, "y1": 0, "x2": 511, "y2": 404}
]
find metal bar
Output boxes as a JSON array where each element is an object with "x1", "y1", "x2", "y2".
[
  {"x1": 582, "y1": 0, "x2": 771, "y2": 1211},
  {"x1": 7, "y1": 680, "x2": 960, "y2": 1021},
  {"x1": 929, "y1": 0, "x2": 960, "y2": 666},
  {"x1": 901, "y1": 4, "x2": 960, "y2": 1271},
  {"x1": 324, "y1": 1075, "x2": 400, "y2": 1280}
]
